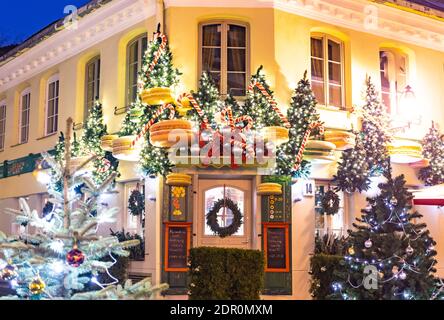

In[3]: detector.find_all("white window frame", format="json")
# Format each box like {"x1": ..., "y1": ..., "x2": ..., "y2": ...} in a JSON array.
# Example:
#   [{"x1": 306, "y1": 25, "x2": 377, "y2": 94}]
[
  {"x1": 124, "y1": 182, "x2": 144, "y2": 235},
  {"x1": 199, "y1": 21, "x2": 250, "y2": 97},
  {"x1": 0, "y1": 101, "x2": 6, "y2": 151},
  {"x1": 379, "y1": 49, "x2": 409, "y2": 115},
  {"x1": 314, "y1": 182, "x2": 348, "y2": 237},
  {"x1": 19, "y1": 88, "x2": 31, "y2": 144},
  {"x1": 45, "y1": 74, "x2": 59, "y2": 136},
  {"x1": 310, "y1": 34, "x2": 345, "y2": 110},
  {"x1": 85, "y1": 56, "x2": 101, "y2": 117},
  {"x1": 126, "y1": 34, "x2": 147, "y2": 105}
]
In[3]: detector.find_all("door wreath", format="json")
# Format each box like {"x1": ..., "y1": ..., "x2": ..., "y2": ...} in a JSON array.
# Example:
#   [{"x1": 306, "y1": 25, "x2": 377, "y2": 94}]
[
  {"x1": 321, "y1": 189, "x2": 340, "y2": 216},
  {"x1": 128, "y1": 189, "x2": 145, "y2": 216},
  {"x1": 206, "y1": 198, "x2": 243, "y2": 238}
]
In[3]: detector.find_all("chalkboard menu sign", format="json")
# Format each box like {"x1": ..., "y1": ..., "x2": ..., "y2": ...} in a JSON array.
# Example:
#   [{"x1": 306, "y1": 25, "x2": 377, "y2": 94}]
[
  {"x1": 164, "y1": 223, "x2": 191, "y2": 272},
  {"x1": 263, "y1": 223, "x2": 290, "y2": 272}
]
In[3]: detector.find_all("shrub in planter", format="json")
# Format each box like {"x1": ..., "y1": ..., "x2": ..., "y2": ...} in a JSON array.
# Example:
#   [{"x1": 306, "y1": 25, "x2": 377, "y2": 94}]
[
  {"x1": 309, "y1": 254, "x2": 343, "y2": 300},
  {"x1": 314, "y1": 232, "x2": 348, "y2": 255},
  {"x1": 189, "y1": 247, "x2": 265, "y2": 300}
]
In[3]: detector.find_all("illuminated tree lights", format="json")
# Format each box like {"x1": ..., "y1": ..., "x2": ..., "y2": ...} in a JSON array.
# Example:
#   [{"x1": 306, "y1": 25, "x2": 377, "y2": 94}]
[
  {"x1": 275, "y1": 71, "x2": 322, "y2": 178},
  {"x1": 418, "y1": 123, "x2": 444, "y2": 186},
  {"x1": 331, "y1": 165, "x2": 443, "y2": 300},
  {"x1": 188, "y1": 72, "x2": 222, "y2": 129},
  {"x1": 0, "y1": 120, "x2": 167, "y2": 300},
  {"x1": 244, "y1": 66, "x2": 283, "y2": 130},
  {"x1": 334, "y1": 132, "x2": 371, "y2": 193},
  {"x1": 82, "y1": 101, "x2": 120, "y2": 186},
  {"x1": 361, "y1": 76, "x2": 392, "y2": 176},
  {"x1": 139, "y1": 32, "x2": 180, "y2": 90}
]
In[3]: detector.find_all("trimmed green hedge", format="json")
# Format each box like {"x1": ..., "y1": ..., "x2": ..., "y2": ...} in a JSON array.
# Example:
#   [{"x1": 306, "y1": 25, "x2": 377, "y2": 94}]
[
  {"x1": 309, "y1": 254, "x2": 343, "y2": 300},
  {"x1": 189, "y1": 247, "x2": 265, "y2": 300}
]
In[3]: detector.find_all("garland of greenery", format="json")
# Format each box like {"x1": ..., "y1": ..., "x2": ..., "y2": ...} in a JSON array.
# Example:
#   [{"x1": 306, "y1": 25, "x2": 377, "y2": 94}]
[
  {"x1": 206, "y1": 198, "x2": 243, "y2": 238},
  {"x1": 321, "y1": 190, "x2": 340, "y2": 216},
  {"x1": 128, "y1": 190, "x2": 145, "y2": 216}
]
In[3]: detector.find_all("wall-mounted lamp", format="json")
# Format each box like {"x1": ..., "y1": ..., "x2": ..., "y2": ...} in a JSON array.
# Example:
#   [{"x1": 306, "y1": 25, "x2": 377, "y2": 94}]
[{"x1": 391, "y1": 85, "x2": 421, "y2": 133}]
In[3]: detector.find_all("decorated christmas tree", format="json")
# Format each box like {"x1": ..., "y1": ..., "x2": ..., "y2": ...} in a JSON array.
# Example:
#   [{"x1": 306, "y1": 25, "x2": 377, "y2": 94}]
[
  {"x1": 244, "y1": 66, "x2": 283, "y2": 130},
  {"x1": 275, "y1": 71, "x2": 322, "y2": 178},
  {"x1": 137, "y1": 28, "x2": 179, "y2": 177},
  {"x1": 225, "y1": 93, "x2": 245, "y2": 120},
  {"x1": 138, "y1": 26, "x2": 181, "y2": 91},
  {"x1": 418, "y1": 122, "x2": 444, "y2": 186},
  {"x1": 0, "y1": 119, "x2": 167, "y2": 300},
  {"x1": 361, "y1": 76, "x2": 391, "y2": 176},
  {"x1": 49, "y1": 132, "x2": 82, "y2": 193},
  {"x1": 331, "y1": 163, "x2": 442, "y2": 300},
  {"x1": 334, "y1": 132, "x2": 371, "y2": 193},
  {"x1": 82, "y1": 101, "x2": 119, "y2": 186},
  {"x1": 188, "y1": 72, "x2": 222, "y2": 129}
]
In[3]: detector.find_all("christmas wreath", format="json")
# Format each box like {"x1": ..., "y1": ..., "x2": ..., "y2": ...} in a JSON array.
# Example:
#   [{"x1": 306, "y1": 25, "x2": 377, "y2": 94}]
[
  {"x1": 321, "y1": 190, "x2": 340, "y2": 216},
  {"x1": 128, "y1": 190, "x2": 145, "y2": 216},
  {"x1": 206, "y1": 198, "x2": 243, "y2": 238}
]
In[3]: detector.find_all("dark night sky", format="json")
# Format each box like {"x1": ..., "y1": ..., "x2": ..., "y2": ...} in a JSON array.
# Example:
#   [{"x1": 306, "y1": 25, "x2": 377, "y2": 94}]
[
  {"x1": 0, "y1": 0, "x2": 91, "y2": 45},
  {"x1": 0, "y1": 0, "x2": 443, "y2": 46}
]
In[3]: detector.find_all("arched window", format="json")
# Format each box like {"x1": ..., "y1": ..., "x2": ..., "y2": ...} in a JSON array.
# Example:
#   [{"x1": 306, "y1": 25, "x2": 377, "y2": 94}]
[
  {"x1": 85, "y1": 56, "x2": 100, "y2": 117},
  {"x1": 19, "y1": 88, "x2": 31, "y2": 144},
  {"x1": 379, "y1": 49, "x2": 408, "y2": 114},
  {"x1": 126, "y1": 34, "x2": 147, "y2": 105},
  {"x1": 204, "y1": 186, "x2": 244, "y2": 236},
  {"x1": 311, "y1": 34, "x2": 345, "y2": 109},
  {"x1": 46, "y1": 74, "x2": 59, "y2": 136},
  {"x1": 200, "y1": 21, "x2": 249, "y2": 97}
]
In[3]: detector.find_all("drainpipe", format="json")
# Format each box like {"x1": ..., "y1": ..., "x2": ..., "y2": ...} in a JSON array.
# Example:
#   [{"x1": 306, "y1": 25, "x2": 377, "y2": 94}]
[{"x1": 156, "y1": 0, "x2": 165, "y2": 33}]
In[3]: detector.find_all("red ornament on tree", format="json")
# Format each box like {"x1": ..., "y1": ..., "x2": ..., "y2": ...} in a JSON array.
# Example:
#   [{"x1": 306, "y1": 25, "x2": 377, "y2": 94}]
[{"x1": 66, "y1": 244, "x2": 85, "y2": 267}]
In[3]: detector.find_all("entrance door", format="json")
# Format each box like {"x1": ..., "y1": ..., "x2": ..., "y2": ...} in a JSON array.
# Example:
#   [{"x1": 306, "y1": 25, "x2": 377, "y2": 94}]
[{"x1": 197, "y1": 179, "x2": 252, "y2": 249}]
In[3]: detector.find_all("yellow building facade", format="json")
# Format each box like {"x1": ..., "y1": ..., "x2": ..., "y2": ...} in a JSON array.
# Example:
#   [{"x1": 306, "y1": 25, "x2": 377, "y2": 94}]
[{"x1": 0, "y1": 0, "x2": 444, "y2": 299}]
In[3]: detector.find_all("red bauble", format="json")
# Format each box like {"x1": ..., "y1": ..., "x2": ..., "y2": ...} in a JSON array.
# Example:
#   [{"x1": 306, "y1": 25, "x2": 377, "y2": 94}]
[{"x1": 66, "y1": 248, "x2": 85, "y2": 267}]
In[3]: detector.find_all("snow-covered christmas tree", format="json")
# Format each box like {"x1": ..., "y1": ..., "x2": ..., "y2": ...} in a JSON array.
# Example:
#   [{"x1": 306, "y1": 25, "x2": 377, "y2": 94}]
[{"x1": 0, "y1": 119, "x2": 167, "y2": 300}]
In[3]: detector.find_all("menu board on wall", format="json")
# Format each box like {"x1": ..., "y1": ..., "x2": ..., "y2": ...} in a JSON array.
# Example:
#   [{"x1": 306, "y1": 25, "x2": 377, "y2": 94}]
[
  {"x1": 164, "y1": 223, "x2": 191, "y2": 272},
  {"x1": 263, "y1": 223, "x2": 290, "y2": 272},
  {"x1": 264, "y1": 194, "x2": 285, "y2": 221}
]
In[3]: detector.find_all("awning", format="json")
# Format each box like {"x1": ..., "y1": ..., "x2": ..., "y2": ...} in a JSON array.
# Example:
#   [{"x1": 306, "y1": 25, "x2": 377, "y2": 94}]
[
  {"x1": 413, "y1": 198, "x2": 444, "y2": 206},
  {"x1": 410, "y1": 184, "x2": 444, "y2": 206}
]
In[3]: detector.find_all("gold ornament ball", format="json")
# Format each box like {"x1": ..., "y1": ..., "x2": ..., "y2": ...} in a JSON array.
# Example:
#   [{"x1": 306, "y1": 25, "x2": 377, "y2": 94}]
[
  {"x1": 348, "y1": 247, "x2": 355, "y2": 255},
  {"x1": 29, "y1": 276, "x2": 46, "y2": 295}
]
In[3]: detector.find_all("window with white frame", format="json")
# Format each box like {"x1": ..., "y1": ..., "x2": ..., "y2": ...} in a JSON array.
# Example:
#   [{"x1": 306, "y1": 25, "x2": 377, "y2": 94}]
[
  {"x1": 315, "y1": 183, "x2": 346, "y2": 237},
  {"x1": 379, "y1": 50, "x2": 408, "y2": 114},
  {"x1": 19, "y1": 89, "x2": 31, "y2": 144},
  {"x1": 46, "y1": 75, "x2": 59, "y2": 136},
  {"x1": 85, "y1": 56, "x2": 100, "y2": 116},
  {"x1": 0, "y1": 102, "x2": 6, "y2": 151},
  {"x1": 200, "y1": 21, "x2": 249, "y2": 97},
  {"x1": 311, "y1": 35, "x2": 345, "y2": 109},
  {"x1": 127, "y1": 34, "x2": 147, "y2": 105}
]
